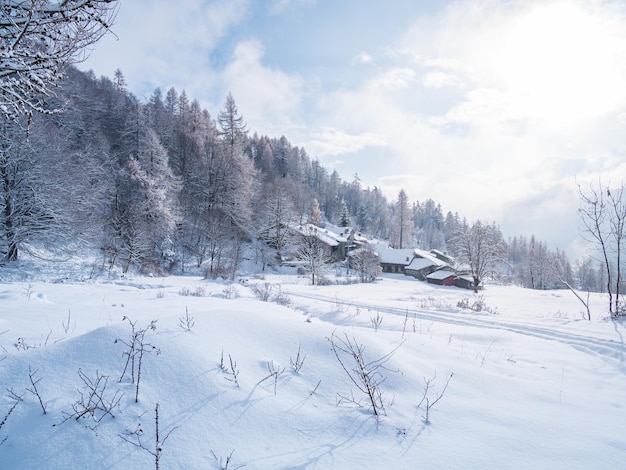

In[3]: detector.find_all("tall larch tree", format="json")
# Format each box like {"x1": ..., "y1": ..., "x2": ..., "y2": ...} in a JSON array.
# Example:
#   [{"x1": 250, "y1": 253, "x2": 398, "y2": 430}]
[{"x1": 391, "y1": 189, "x2": 413, "y2": 249}]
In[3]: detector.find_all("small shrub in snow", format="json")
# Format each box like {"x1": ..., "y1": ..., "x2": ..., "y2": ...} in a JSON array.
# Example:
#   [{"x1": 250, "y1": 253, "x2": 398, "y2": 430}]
[
  {"x1": 0, "y1": 399, "x2": 19, "y2": 447},
  {"x1": 179, "y1": 285, "x2": 206, "y2": 297},
  {"x1": 251, "y1": 282, "x2": 273, "y2": 301},
  {"x1": 211, "y1": 450, "x2": 245, "y2": 470},
  {"x1": 256, "y1": 360, "x2": 285, "y2": 395},
  {"x1": 27, "y1": 365, "x2": 47, "y2": 414},
  {"x1": 330, "y1": 331, "x2": 403, "y2": 419},
  {"x1": 289, "y1": 344, "x2": 306, "y2": 373},
  {"x1": 178, "y1": 307, "x2": 195, "y2": 332},
  {"x1": 316, "y1": 275, "x2": 332, "y2": 286},
  {"x1": 273, "y1": 286, "x2": 291, "y2": 306},
  {"x1": 13, "y1": 330, "x2": 52, "y2": 351},
  {"x1": 58, "y1": 369, "x2": 123, "y2": 430},
  {"x1": 23, "y1": 283, "x2": 33, "y2": 300},
  {"x1": 192, "y1": 285, "x2": 207, "y2": 297},
  {"x1": 222, "y1": 285, "x2": 239, "y2": 299},
  {"x1": 457, "y1": 295, "x2": 498, "y2": 314},
  {"x1": 61, "y1": 310, "x2": 72, "y2": 334},
  {"x1": 370, "y1": 311, "x2": 383, "y2": 332},
  {"x1": 116, "y1": 317, "x2": 160, "y2": 402},
  {"x1": 417, "y1": 372, "x2": 454, "y2": 424},
  {"x1": 119, "y1": 402, "x2": 177, "y2": 470},
  {"x1": 222, "y1": 353, "x2": 240, "y2": 387},
  {"x1": 416, "y1": 296, "x2": 451, "y2": 310}
]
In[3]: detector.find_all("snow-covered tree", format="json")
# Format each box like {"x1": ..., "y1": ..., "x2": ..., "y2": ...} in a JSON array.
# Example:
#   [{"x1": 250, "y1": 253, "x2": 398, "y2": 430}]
[
  {"x1": 256, "y1": 183, "x2": 298, "y2": 262},
  {"x1": 450, "y1": 220, "x2": 506, "y2": 292},
  {"x1": 349, "y1": 244, "x2": 380, "y2": 283},
  {"x1": 295, "y1": 226, "x2": 332, "y2": 285},
  {"x1": 0, "y1": 0, "x2": 118, "y2": 118},
  {"x1": 390, "y1": 189, "x2": 412, "y2": 249},
  {"x1": 307, "y1": 198, "x2": 322, "y2": 226},
  {"x1": 0, "y1": 119, "x2": 47, "y2": 261},
  {"x1": 338, "y1": 198, "x2": 351, "y2": 227}
]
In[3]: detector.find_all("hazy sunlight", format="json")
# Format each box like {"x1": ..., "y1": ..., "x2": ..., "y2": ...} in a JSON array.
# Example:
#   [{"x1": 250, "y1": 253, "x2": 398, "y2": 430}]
[{"x1": 496, "y1": 2, "x2": 626, "y2": 125}]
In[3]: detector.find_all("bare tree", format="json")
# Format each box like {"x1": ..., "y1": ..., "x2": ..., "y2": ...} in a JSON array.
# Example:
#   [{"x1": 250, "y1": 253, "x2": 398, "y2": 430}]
[
  {"x1": 0, "y1": 0, "x2": 118, "y2": 118},
  {"x1": 449, "y1": 220, "x2": 506, "y2": 292},
  {"x1": 330, "y1": 331, "x2": 402, "y2": 418},
  {"x1": 256, "y1": 183, "x2": 297, "y2": 263},
  {"x1": 349, "y1": 244, "x2": 380, "y2": 283},
  {"x1": 390, "y1": 189, "x2": 413, "y2": 249},
  {"x1": 577, "y1": 180, "x2": 626, "y2": 317},
  {"x1": 295, "y1": 225, "x2": 332, "y2": 285}
]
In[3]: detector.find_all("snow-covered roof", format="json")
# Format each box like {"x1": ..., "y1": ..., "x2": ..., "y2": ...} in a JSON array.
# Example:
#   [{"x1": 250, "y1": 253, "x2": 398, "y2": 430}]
[
  {"x1": 293, "y1": 224, "x2": 347, "y2": 247},
  {"x1": 426, "y1": 270, "x2": 456, "y2": 280},
  {"x1": 377, "y1": 247, "x2": 416, "y2": 265},
  {"x1": 406, "y1": 257, "x2": 437, "y2": 271},
  {"x1": 414, "y1": 248, "x2": 447, "y2": 266},
  {"x1": 429, "y1": 249, "x2": 454, "y2": 262},
  {"x1": 377, "y1": 246, "x2": 451, "y2": 268}
]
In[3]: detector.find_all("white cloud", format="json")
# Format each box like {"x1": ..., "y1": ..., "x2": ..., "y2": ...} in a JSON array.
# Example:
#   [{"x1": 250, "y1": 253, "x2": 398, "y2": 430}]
[
  {"x1": 421, "y1": 71, "x2": 462, "y2": 88},
  {"x1": 267, "y1": 0, "x2": 316, "y2": 15},
  {"x1": 83, "y1": 0, "x2": 250, "y2": 100},
  {"x1": 302, "y1": 128, "x2": 386, "y2": 157},
  {"x1": 351, "y1": 51, "x2": 374, "y2": 66},
  {"x1": 220, "y1": 40, "x2": 304, "y2": 136}
]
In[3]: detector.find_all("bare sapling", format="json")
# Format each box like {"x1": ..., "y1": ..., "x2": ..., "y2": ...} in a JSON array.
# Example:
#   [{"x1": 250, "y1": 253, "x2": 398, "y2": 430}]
[
  {"x1": 27, "y1": 365, "x2": 47, "y2": 414},
  {"x1": 62, "y1": 310, "x2": 72, "y2": 334},
  {"x1": 14, "y1": 330, "x2": 52, "y2": 351},
  {"x1": 289, "y1": 344, "x2": 306, "y2": 373},
  {"x1": 330, "y1": 331, "x2": 403, "y2": 418},
  {"x1": 256, "y1": 360, "x2": 286, "y2": 395},
  {"x1": 402, "y1": 309, "x2": 409, "y2": 339},
  {"x1": 223, "y1": 354, "x2": 240, "y2": 387},
  {"x1": 178, "y1": 307, "x2": 195, "y2": 331},
  {"x1": 417, "y1": 372, "x2": 454, "y2": 424},
  {"x1": 211, "y1": 450, "x2": 246, "y2": 470},
  {"x1": 116, "y1": 317, "x2": 160, "y2": 402},
  {"x1": 0, "y1": 397, "x2": 20, "y2": 447},
  {"x1": 119, "y1": 403, "x2": 178, "y2": 470},
  {"x1": 370, "y1": 311, "x2": 383, "y2": 332},
  {"x1": 57, "y1": 369, "x2": 123, "y2": 431}
]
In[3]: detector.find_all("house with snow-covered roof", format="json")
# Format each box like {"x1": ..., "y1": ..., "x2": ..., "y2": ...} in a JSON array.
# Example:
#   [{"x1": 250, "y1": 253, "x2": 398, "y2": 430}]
[
  {"x1": 376, "y1": 246, "x2": 450, "y2": 278},
  {"x1": 404, "y1": 248, "x2": 450, "y2": 280},
  {"x1": 377, "y1": 247, "x2": 417, "y2": 274},
  {"x1": 426, "y1": 269, "x2": 457, "y2": 286},
  {"x1": 292, "y1": 223, "x2": 352, "y2": 261}
]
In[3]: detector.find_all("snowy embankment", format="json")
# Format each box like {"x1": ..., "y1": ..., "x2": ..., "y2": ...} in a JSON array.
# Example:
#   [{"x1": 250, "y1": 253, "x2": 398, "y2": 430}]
[{"x1": 0, "y1": 271, "x2": 625, "y2": 469}]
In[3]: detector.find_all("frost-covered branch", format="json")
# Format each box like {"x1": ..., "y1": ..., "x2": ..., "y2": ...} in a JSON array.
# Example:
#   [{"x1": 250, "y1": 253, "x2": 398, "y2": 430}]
[{"x1": 0, "y1": 0, "x2": 118, "y2": 118}]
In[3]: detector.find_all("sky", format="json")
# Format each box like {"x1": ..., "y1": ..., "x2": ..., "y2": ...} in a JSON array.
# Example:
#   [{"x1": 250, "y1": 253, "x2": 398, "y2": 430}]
[{"x1": 80, "y1": 0, "x2": 626, "y2": 257}]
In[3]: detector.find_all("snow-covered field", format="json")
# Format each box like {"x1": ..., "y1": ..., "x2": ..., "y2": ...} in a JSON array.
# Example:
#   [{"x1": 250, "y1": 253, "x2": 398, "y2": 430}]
[{"x1": 1, "y1": 267, "x2": 625, "y2": 469}]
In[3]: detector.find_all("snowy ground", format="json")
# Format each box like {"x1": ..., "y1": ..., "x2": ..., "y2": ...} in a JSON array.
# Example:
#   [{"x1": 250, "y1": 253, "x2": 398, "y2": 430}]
[{"x1": 0, "y1": 265, "x2": 625, "y2": 469}]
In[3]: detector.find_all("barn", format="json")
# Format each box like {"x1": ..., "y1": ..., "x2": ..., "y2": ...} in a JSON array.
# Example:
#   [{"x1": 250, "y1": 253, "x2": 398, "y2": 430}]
[{"x1": 426, "y1": 270, "x2": 457, "y2": 286}]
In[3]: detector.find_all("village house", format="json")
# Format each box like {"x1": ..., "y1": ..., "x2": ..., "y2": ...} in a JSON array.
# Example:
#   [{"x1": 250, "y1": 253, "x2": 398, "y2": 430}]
[
  {"x1": 376, "y1": 245, "x2": 450, "y2": 279},
  {"x1": 455, "y1": 274, "x2": 477, "y2": 290},
  {"x1": 292, "y1": 223, "x2": 353, "y2": 261},
  {"x1": 404, "y1": 248, "x2": 450, "y2": 280},
  {"x1": 426, "y1": 269, "x2": 457, "y2": 286}
]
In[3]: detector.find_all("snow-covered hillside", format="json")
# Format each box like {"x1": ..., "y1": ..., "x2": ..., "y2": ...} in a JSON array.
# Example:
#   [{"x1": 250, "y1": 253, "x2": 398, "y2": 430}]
[{"x1": 0, "y1": 271, "x2": 624, "y2": 469}]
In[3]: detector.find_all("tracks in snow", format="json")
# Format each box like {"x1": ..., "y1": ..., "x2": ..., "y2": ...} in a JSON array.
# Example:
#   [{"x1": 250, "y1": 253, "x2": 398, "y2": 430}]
[{"x1": 285, "y1": 290, "x2": 626, "y2": 371}]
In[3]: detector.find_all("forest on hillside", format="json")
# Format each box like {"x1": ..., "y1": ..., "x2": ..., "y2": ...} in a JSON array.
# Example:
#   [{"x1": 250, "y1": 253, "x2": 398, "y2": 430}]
[{"x1": 0, "y1": 66, "x2": 606, "y2": 292}]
